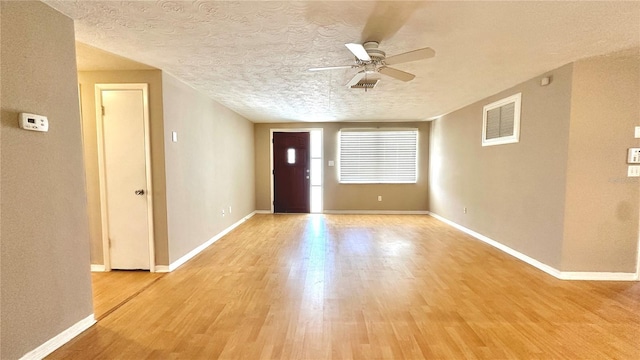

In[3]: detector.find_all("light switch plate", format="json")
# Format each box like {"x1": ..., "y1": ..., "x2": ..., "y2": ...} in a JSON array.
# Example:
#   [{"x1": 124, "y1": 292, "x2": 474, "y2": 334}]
[
  {"x1": 628, "y1": 148, "x2": 640, "y2": 163},
  {"x1": 635, "y1": 126, "x2": 640, "y2": 138},
  {"x1": 328, "y1": 160, "x2": 335, "y2": 167},
  {"x1": 628, "y1": 165, "x2": 640, "y2": 177},
  {"x1": 172, "y1": 131, "x2": 178, "y2": 142}
]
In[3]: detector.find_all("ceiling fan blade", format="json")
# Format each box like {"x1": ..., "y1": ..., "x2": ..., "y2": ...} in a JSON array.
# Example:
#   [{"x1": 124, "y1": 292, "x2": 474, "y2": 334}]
[
  {"x1": 345, "y1": 43, "x2": 371, "y2": 62},
  {"x1": 361, "y1": 2, "x2": 425, "y2": 42},
  {"x1": 308, "y1": 65, "x2": 357, "y2": 72},
  {"x1": 345, "y1": 71, "x2": 367, "y2": 87},
  {"x1": 385, "y1": 47, "x2": 436, "y2": 65},
  {"x1": 378, "y1": 66, "x2": 415, "y2": 82}
]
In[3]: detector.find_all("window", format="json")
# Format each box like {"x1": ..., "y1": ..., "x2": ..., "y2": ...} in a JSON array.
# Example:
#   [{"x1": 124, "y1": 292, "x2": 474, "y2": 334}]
[
  {"x1": 482, "y1": 93, "x2": 521, "y2": 146},
  {"x1": 287, "y1": 148, "x2": 295, "y2": 164},
  {"x1": 339, "y1": 129, "x2": 418, "y2": 184},
  {"x1": 310, "y1": 130, "x2": 322, "y2": 213}
]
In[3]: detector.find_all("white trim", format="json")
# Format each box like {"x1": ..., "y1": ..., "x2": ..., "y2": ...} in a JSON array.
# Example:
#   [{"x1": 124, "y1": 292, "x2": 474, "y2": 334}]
[
  {"x1": 269, "y1": 128, "x2": 323, "y2": 214},
  {"x1": 90, "y1": 264, "x2": 106, "y2": 272},
  {"x1": 164, "y1": 212, "x2": 257, "y2": 272},
  {"x1": 19, "y1": 314, "x2": 95, "y2": 360},
  {"x1": 254, "y1": 210, "x2": 272, "y2": 214},
  {"x1": 324, "y1": 210, "x2": 429, "y2": 215},
  {"x1": 637, "y1": 187, "x2": 640, "y2": 280},
  {"x1": 154, "y1": 265, "x2": 170, "y2": 273},
  {"x1": 557, "y1": 272, "x2": 638, "y2": 281},
  {"x1": 95, "y1": 84, "x2": 155, "y2": 272},
  {"x1": 95, "y1": 85, "x2": 111, "y2": 271},
  {"x1": 429, "y1": 212, "x2": 561, "y2": 277},
  {"x1": 429, "y1": 212, "x2": 637, "y2": 281}
]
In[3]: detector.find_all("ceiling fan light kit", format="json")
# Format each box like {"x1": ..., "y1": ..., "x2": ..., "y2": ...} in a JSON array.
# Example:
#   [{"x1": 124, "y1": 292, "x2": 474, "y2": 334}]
[
  {"x1": 308, "y1": 40, "x2": 435, "y2": 89},
  {"x1": 350, "y1": 79, "x2": 380, "y2": 90}
]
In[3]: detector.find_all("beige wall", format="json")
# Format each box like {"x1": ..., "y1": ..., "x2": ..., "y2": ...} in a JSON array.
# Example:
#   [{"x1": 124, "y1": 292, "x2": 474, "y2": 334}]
[
  {"x1": 1, "y1": 2, "x2": 93, "y2": 358},
  {"x1": 430, "y1": 50, "x2": 640, "y2": 273},
  {"x1": 78, "y1": 70, "x2": 170, "y2": 266},
  {"x1": 254, "y1": 122, "x2": 430, "y2": 212},
  {"x1": 561, "y1": 51, "x2": 639, "y2": 272},
  {"x1": 429, "y1": 64, "x2": 574, "y2": 268},
  {"x1": 162, "y1": 73, "x2": 255, "y2": 264}
]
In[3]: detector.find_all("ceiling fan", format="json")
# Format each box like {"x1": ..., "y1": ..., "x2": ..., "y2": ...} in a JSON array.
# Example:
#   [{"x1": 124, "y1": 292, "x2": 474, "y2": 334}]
[{"x1": 308, "y1": 41, "x2": 435, "y2": 88}]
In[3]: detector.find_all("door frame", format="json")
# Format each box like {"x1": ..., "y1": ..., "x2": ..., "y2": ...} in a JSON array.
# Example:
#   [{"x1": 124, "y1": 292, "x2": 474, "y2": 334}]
[
  {"x1": 95, "y1": 83, "x2": 155, "y2": 272},
  {"x1": 637, "y1": 186, "x2": 640, "y2": 280},
  {"x1": 270, "y1": 128, "x2": 323, "y2": 214}
]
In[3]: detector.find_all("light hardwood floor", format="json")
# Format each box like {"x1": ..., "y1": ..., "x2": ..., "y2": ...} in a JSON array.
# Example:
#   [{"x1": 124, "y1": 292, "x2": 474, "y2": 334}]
[
  {"x1": 50, "y1": 214, "x2": 640, "y2": 359},
  {"x1": 92, "y1": 270, "x2": 164, "y2": 320}
]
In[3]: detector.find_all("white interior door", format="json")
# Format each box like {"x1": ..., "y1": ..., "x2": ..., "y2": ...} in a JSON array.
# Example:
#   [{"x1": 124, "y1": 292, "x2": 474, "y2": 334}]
[{"x1": 100, "y1": 87, "x2": 151, "y2": 270}]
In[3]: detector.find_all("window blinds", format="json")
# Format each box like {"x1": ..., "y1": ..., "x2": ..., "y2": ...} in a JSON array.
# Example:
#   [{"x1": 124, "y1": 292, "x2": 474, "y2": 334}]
[{"x1": 339, "y1": 129, "x2": 418, "y2": 183}]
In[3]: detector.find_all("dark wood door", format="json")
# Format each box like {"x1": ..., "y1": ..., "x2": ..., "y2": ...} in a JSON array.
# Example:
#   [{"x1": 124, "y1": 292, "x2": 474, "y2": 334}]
[{"x1": 273, "y1": 132, "x2": 310, "y2": 213}]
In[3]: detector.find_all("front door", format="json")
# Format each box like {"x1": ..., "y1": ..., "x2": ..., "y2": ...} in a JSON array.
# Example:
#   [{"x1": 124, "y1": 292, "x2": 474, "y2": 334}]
[
  {"x1": 273, "y1": 132, "x2": 310, "y2": 213},
  {"x1": 99, "y1": 86, "x2": 151, "y2": 270}
]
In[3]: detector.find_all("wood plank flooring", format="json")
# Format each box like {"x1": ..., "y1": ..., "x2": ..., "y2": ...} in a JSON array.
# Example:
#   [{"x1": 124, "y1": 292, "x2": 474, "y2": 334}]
[
  {"x1": 49, "y1": 214, "x2": 640, "y2": 359},
  {"x1": 91, "y1": 270, "x2": 164, "y2": 320}
]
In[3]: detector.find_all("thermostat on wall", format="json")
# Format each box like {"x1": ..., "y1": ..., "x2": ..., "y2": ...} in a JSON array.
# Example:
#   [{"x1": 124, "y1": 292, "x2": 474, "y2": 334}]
[{"x1": 19, "y1": 113, "x2": 48, "y2": 132}]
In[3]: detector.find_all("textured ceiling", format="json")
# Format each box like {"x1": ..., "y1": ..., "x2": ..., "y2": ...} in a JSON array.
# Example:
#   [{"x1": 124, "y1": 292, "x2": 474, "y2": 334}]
[{"x1": 45, "y1": 1, "x2": 640, "y2": 123}]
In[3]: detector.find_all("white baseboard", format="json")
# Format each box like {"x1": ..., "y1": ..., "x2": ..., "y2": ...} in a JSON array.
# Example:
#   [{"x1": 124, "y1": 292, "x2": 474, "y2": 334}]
[
  {"x1": 154, "y1": 265, "x2": 170, "y2": 273},
  {"x1": 90, "y1": 264, "x2": 105, "y2": 272},
  {"x1": 165, "y1": 211, "x2": 257, "y2": 272},
  {"x1": 254, "y1": 210, "x2": 271, "y2": 214},
  {"x1": 428, "y1": 212, "x2": 638, "y2": 282},
  {"x1": 323, "y1": 210, "x2": 429, "y2": 215},
  {"x1": 19, "y1": 314, "x2": 95, "y2": 360},
  {"x1": 557, "y1": 272, "x2": 638, "y2": 281}
]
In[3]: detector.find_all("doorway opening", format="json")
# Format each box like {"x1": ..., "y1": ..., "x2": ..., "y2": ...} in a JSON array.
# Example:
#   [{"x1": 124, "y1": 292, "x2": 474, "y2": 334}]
[{"x1": 270, "y1": 128, "x2": 323, "y2": 213}]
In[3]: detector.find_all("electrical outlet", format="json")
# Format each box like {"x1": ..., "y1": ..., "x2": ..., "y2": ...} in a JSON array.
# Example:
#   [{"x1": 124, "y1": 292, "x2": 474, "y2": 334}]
[
  {"x1": 221, "y1": 209, "x2": 225, "y2": 217},
  {"x1": 377, "y1": 195, "x2": 382, "y2": 202},
  {"x1": 628, "y1": 165, "x2": 640, "y2": 177},
  {"x1": 463, "y1": 207, "x2": 467, "y2": 214}
]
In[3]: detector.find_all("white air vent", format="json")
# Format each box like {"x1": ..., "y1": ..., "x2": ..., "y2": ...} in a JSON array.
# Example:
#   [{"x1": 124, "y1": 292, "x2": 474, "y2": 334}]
[
  {"x1": 350, "y1": 79, "x2": 379, "y2": 89},
  {"x1": 482, "y1": 93, "x2": 521, "y2": 146}
]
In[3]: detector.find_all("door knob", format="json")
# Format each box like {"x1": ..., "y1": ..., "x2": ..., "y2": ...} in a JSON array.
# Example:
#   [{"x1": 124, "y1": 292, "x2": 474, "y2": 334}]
[{"x1": 135, "y1": 189, "x2": 145, "y2": 195}]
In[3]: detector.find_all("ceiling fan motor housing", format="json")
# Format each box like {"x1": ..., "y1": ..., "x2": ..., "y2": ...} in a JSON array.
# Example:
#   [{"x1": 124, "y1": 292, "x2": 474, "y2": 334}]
[{"x1": 363, "y1": 41, "x2": 386, "y2": 61}]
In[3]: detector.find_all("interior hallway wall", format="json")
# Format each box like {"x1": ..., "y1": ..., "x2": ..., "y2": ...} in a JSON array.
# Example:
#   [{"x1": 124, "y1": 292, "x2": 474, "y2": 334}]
[
  {"x1": 430, "y1": 49, "x2": 640, "y2": 274},
  {"x1": 1, "y1": 2, "x2": 94, "y2": 358},
  {"x1": 561, "y1": 49, "x2": 640, "y2": 272},
  {"x1": 162, "y1": 73, "x2": 255, "y2": 265},
  {"x1": 429, "y1": 63, "x2": 574, "y2": 269}
]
